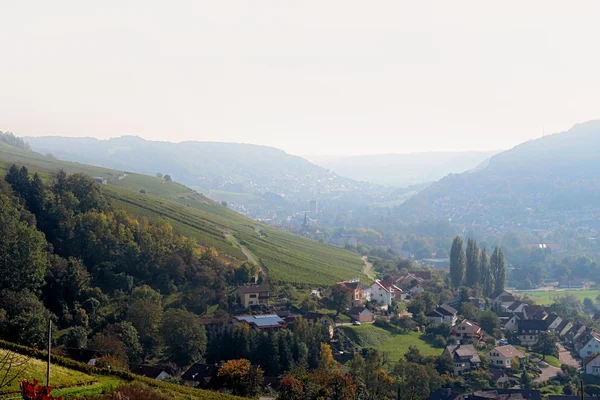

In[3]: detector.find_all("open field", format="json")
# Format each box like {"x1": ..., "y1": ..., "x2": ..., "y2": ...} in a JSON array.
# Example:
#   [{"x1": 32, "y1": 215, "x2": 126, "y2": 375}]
[
  {"x1": 515, "y1": 289, "x2": 600, "y2": 305},
  {"x1": 0, "y1": 349, "x2": 95, "y2": 394},
  {"x1": 342, "y1": 325, "x2": 442, "y2": 361},
  {"x1": 0, "y1": 145, "x2": 364, "y2": 286}
]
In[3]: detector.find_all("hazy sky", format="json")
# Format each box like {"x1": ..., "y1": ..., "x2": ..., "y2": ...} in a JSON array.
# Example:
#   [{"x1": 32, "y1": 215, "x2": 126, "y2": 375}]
[{"x1": 2, "y1": 1, "x2": 599, "y2": 156}]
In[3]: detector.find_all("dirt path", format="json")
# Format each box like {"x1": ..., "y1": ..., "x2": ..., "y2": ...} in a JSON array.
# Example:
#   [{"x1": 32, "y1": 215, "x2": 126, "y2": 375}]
[
  {"x1": 226, "y1": 233, "x2": 259, "y2": 268},
  {"x1": 362, "y1": 256, "x2": 374, "y2": 280},
  {"x1": 558, "y1": 343, "x2": 580, "y2": 368}
]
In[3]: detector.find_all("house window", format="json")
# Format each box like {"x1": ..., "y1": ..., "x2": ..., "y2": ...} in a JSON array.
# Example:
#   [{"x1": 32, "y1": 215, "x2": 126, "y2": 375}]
[{"x1": 249, "y1": 294, "x2": 257, "y2": 298}]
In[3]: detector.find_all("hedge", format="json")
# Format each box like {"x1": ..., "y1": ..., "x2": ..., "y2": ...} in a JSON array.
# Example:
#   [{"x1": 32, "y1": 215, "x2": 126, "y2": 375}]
[{"x1": 0, "y1": 340, "x2": 245, "y2": 400}]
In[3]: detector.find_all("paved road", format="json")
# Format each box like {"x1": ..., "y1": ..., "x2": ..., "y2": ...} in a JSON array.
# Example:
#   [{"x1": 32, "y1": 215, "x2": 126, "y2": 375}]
[
  {"x1": 558, "y1": 344, "x2": 580, "y2": 368},
  {"x1": 534, "y1": 360, "x2": 560, "y2": 383}
]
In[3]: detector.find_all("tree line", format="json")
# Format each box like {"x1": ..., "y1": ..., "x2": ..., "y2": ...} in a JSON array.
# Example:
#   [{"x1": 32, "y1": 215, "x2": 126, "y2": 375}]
[
  {"x1": 450, "y1": 236, "x2": 505, "y2": 295},
  {"x1": 0, "y1": 165, "x2": 258, "y2": 369}
]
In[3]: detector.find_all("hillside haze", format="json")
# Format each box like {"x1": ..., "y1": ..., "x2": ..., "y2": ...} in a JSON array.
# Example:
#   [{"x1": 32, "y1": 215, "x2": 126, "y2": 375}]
[
  {"x1": 306, "y1": 151, "x2": 499, "y2": 187},
  {"x1": 398, "y1": 120, "x2": 600, "y2": 235},
  {"x1": 25, "y1": 136, "x2": 327, "y2": 193}
]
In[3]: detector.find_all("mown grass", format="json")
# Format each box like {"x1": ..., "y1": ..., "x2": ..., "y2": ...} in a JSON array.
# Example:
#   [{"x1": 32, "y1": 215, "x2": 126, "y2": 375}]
[
  {"x1": 342, "y1": 325, "x2": 441, "y2": 361},
  {"x1": 516, "y1": 289, "x2": 600, "y2": 305},
  {"x1": 0, "y1": 349, "x2": 95, "y2": 394},
  {"x1": 52, "y1": 375, "x2": 121, "y2": 399},
  {"x1": 0, "y1": 146, "x2": 364, "y2": 286}
]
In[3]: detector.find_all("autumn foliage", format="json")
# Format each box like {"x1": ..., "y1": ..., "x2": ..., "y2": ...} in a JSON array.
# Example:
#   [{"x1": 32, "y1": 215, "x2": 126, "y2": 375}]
[{"x1": 20, "y1": 379, "x2": 63, "y2": 400}]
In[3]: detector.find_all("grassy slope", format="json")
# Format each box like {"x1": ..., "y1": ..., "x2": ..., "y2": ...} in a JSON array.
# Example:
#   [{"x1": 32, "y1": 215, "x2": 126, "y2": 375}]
[
  {"x1": 0, "y1": 349, "x2": 95, "y2": 394},
  {"x1": 516, "y1": 289, "x2": 600, "y2": 305},
  {"x1": 0, "y1": 145, "x2": 363, "y2": 286},
  {"x1": 342, "y1": 325, "x2": 441, "y2": 362}
]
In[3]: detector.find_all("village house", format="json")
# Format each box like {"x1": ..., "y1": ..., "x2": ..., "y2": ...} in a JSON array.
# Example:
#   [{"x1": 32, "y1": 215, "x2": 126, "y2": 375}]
[
  {"x1": 504, "y1": 300, "x2": 526, "y2": 313},
  {"x1": 234, "y1": 314, "x2": 285, "y2": 330},
  {"x1": 235, "y1": 285, "x2": 270, "y2": 308},
  {"x1": 348, "y1": 306, "x2": 374, "y2": 323},
  {"x1": 413, "y1": 271, "x2": 432, "y2": 281},
  {"x1": 451, "y1": 319, "x2": 482, "y2": 341},
  {"x1": 61, "y1": 348, "x2": 103, "y2": 366},
  {"x1": 523, "y1": 305, "x2": 549, "y2": 320},
  {"x1": 576, "y1": 331, "x2": 600, "y2": 359},
  {"x1": 490, "y1": 290, "x2": 516, "y2": 309},
  {"x1": 517, "y1": 319, "x2": 550, "y2": 346},
  {"x1": 304, "y1": 312, "x2": 336, "y2": 338},
  {"x1": 368, "y1": 280, "x2": 400, "y2": 307},
  {"x1": 584, "y1": 353, "x2": 600, "y2": 376},
  {"x1": 488, "y1": 368, "x2": 516, "y2": 387},
  {"x1": 379, "y1": 279, "x2": 404, "y2": 301},
  {"x1": 393, "y1": 273, "x2": 424, "y2": 289},
  {"x1": 555, "y1": 319, "x2": 574, "y2": 337},
  {"x1": 337, "y1": 279, "x2": 369, "y2": 307},
  {"x1": 181, "y1": 364, "x2": 220, "y2": 388},
  {"x1": 488, "y1": 345, "x2": 525, "y2": 369},
  {"x1": 498, "y1": 312, "x2": 519, "y2": 331},
  {"x1": 544, "y1": 313, "x2": 563, "y2": 331},
  {"x1": 410, "y1": 284, "x2": 425, "y2": 295},
  {"x1": 132, "y1": 365, "x2": 171, "y2": 381},
  {"x1": 443, "y1": 344, "x2": 481, "y2": 377},
  {"x1": 427, "y1": 304, "x2": 458, "y2": 326},
  {"x1": 465, "y1": 389, "x2": 542, "y2": 400}
]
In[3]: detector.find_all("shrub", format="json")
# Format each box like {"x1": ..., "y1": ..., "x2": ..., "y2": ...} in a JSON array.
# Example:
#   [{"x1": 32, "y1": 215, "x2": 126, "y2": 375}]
[{"x1": 96, "y1": 383, "x2": 170, "y2": 400}]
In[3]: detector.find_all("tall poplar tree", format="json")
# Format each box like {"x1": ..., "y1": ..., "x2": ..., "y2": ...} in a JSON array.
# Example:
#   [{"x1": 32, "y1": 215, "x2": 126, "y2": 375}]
[
  {"x1": 491, "y1": 246, "x2": 506, "y2": 292},
  {"x1": 450, "y1": 236, "x2": 466, "y2": 288},
  {"x1": 465, "y1": 238, "x2": 480, "y2": 286},
  {"x1": 479, "y1": 248, "x2": 493, "y2": 297}
]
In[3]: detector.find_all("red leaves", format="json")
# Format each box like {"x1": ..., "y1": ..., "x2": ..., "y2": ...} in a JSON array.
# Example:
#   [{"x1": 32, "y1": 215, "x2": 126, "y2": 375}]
[{"x1": 20, "y1": 379, "x2": 64, "y2": 400}]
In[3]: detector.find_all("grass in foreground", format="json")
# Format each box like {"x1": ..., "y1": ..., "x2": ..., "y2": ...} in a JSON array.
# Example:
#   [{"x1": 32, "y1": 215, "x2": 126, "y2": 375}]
[
  {"x1": 0, "y1": 349, "x2": 95, "y2": 394},
  {"x1": 516, "y1": 289, "x2": 600, "y2": 305},
  {"x1": 342, "y1": 325, "x2": 441, "y2": 362},
  {"x1": 52, "y1": 375, "x2": 121, "y2": 399}
]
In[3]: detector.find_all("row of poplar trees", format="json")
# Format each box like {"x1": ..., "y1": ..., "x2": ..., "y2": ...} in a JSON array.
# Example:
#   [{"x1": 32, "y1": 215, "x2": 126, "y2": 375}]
[{"x1": 449, "y1": 236, "x2": 506, "y2": 296}]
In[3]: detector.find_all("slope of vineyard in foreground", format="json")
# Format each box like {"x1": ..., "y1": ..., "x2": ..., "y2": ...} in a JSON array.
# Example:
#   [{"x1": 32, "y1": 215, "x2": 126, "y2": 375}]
[{"x1": 0, "y1": 144, "x2": 363, "y2": 286}]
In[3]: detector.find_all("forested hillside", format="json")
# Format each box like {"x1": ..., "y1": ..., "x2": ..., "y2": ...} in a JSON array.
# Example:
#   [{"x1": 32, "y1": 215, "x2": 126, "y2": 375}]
[
  {"x1": 398, "y1": 120, "x2": 600, "y2": 235},
  {"x1": 0, "y1": 144, "x2": 364, "y2": 287},
  {"x1": 0, "y1": 164, "x2": 233, "y2": 366}
]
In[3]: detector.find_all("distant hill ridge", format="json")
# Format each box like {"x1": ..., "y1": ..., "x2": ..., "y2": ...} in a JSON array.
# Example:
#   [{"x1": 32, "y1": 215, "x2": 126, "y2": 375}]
[
  {"x1": 307, "y1": 150, "x2": 499, "y2": 187},
  {"x1": 397, "y1": 120, "x2": 600, "y2": 231},
  {"x1": 23, "y1": 135, "x2": 392, "y2": 210}
]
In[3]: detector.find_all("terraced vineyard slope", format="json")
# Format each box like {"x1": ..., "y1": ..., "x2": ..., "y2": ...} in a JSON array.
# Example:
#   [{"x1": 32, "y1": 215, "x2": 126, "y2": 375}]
[{"x1": 0, "y1": 144, "x2": 363, "y2": 286}]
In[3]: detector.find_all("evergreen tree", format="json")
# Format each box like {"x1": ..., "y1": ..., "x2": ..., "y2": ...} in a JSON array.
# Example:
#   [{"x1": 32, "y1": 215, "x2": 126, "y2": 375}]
[
  {"x1": 520, "y1": 365, "x2": 532, "y2": 389},
  {"x1": 491, "y1": 246, "x2": 506, "y2": 292},
  {"x1": 465, "y1": 238, "x2": 480, "y2": 286},
  {"x1": 449, "y1": 236, "x2": 466, "y2": 288},
  {"x1": 479, "y1": 248, "x2": 493, "y2": 297}
]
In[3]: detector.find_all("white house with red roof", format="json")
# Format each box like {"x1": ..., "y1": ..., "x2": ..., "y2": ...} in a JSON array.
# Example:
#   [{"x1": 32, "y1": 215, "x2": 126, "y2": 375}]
[{"x1": 368, "y1": 280, "x2": 401, "y2": 307}]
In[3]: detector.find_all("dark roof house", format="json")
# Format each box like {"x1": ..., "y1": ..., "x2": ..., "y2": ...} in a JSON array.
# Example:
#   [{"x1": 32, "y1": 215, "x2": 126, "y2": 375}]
[
  {"x1": 132, "y1": 365, "x2": 171, "y2": 380},
  {"x1": 181, "y1": 363, "x2": 220, "y2": 388},
  {"x1": 517, "y1": 319, "x2": 549, "y2": 334},
  {"x1": 60, "y1": 348, "x2": 103, "y2": 365}
]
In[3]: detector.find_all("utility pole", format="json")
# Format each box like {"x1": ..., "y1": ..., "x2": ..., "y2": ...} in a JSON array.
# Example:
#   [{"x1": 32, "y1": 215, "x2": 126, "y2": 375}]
[{"x1": 47, "y1": 318, "x2": 52, "y2": 387}]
